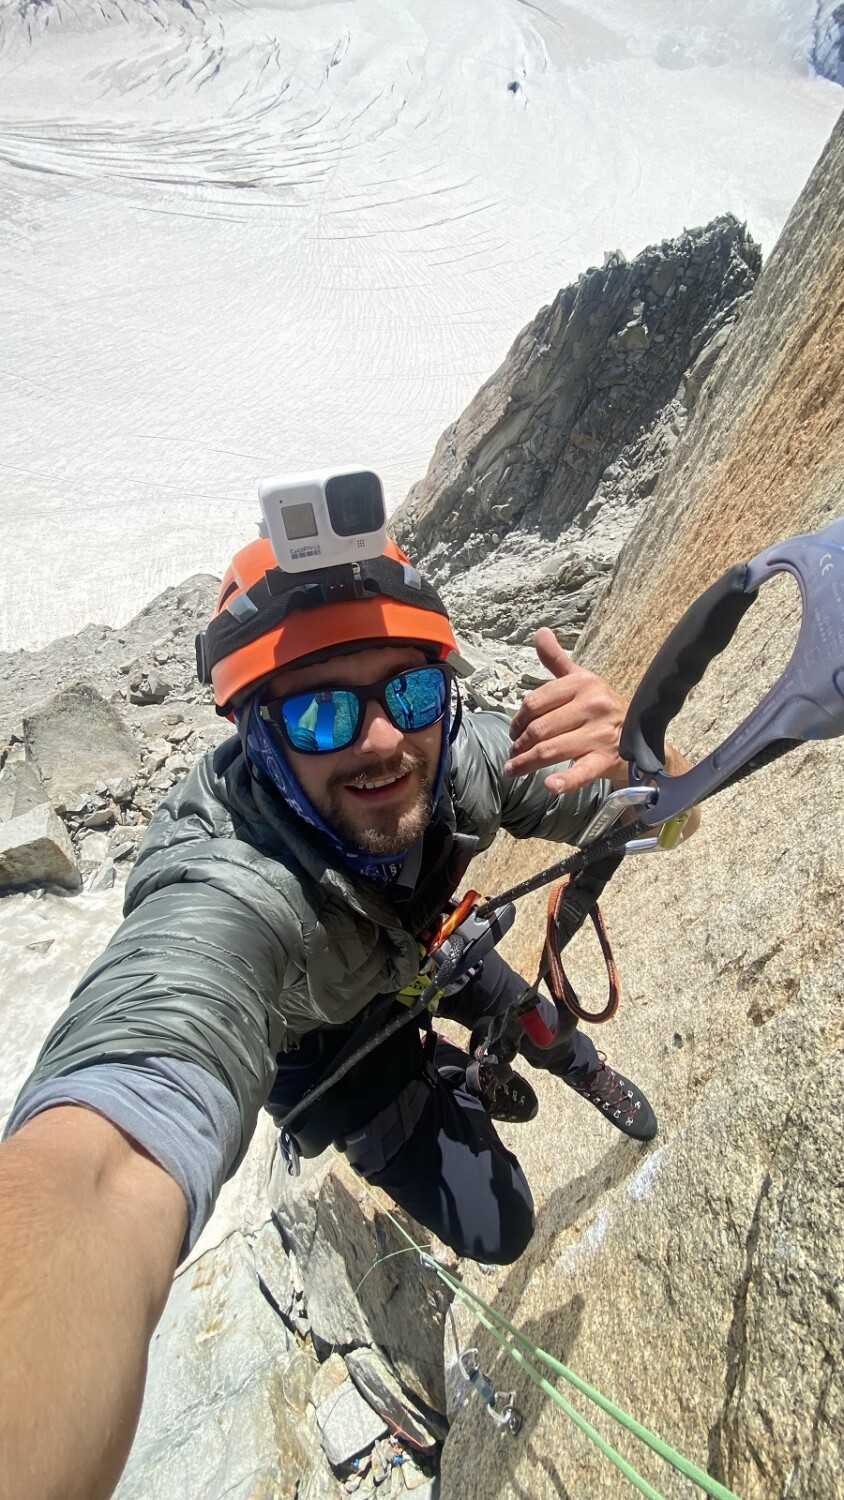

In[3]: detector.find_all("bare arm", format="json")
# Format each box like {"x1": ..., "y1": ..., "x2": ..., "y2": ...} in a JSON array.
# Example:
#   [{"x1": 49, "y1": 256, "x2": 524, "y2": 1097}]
[{"x1": 0, "y1": 1105, "x2": 187, "y2": 1500}]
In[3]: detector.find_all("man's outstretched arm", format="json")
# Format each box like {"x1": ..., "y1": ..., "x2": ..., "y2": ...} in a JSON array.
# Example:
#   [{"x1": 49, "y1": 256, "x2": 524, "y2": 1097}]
[{"x1": 0, "y1": 1104, "x2": 187, "y2": 1500}]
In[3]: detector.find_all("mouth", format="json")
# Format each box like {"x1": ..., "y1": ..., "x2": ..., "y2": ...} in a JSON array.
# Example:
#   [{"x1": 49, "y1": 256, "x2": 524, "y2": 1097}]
[{"x1": 342, "y1": 769, "x2": 413, "y2": 801}]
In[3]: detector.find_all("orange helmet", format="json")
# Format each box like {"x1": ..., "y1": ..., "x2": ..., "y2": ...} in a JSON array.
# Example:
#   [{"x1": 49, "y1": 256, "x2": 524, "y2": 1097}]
[{"x1": 196, "y1": 537, "x2": 465, "y2": 714}]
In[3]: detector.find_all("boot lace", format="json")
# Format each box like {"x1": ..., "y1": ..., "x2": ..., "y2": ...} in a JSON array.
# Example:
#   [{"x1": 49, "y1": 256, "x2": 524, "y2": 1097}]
[{"x1": 579, "y1": 1052, "x2": 638, "y2": 1119}]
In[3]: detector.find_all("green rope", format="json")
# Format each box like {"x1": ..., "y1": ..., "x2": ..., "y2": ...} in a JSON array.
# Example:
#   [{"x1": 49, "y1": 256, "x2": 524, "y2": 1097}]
[
  {"x1": 343, "y1": 1161, "x2": 743, "y2": 1500},
  {"x1": 353, "y1": 1244, "x2": 433, "y2": 1298},
  {"x1": 452, "y1": 1284, "x2": 668, "y2": 1500},
  {"x1": 430, "y1": 1259, "x2": 741, "y2": 1500}
]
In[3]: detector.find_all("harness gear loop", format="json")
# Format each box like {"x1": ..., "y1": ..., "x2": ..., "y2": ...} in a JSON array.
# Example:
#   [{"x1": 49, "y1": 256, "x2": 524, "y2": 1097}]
[{"x1": 544, "y1": 875, "x2": 620, "y2": 1024}]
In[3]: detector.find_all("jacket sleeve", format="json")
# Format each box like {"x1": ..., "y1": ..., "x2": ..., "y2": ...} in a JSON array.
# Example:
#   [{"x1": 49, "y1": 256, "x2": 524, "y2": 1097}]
[
  {"x1": 449, "y1": 710, "x2": 608, "y2": 850},
  {"x1": 11, "y1": 876, "x2": 295, "y2": 1177}
]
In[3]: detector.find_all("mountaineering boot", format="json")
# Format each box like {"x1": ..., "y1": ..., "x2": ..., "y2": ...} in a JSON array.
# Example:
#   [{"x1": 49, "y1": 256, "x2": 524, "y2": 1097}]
[
  {"x1": 562, "y1": 1052, "x2": 657, "y2": 1141},
  {"x1": 465, "y1": 1055, "x2": 539, "y2": 1122}
]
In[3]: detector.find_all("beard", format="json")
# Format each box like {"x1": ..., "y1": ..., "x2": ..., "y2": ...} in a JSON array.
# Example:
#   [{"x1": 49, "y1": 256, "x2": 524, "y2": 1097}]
[{"x1": 315, "y1": 746, "x2": 436, "y2": 855}]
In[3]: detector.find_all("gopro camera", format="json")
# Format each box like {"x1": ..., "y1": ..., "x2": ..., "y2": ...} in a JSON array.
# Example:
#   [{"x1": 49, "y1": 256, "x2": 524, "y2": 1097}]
[{"x1": 258, "y1": 467, "x2": 387, "y2": 573}]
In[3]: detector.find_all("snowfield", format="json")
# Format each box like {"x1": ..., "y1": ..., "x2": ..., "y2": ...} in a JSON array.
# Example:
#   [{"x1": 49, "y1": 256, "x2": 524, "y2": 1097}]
[{"x1": 0, "y1": 0, "x2": 840, "y2": 650}]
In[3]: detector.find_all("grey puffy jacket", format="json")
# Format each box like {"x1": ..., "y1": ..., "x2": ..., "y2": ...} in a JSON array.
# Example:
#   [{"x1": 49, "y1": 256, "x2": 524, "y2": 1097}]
[{"x1": 19, "y1": 710, "x2": 606, "y2": 1172}]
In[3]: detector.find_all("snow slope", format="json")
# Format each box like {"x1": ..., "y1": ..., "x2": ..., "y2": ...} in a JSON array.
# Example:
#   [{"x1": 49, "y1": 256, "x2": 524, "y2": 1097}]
[{"x1": 0, "y1": 0, "x2": 840, "y2": 650}]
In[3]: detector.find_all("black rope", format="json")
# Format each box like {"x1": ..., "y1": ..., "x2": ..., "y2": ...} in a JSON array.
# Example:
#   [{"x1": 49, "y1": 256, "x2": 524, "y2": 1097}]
[
  {"x1": 475, "y1": 816, "x2": 647, "y2": 918},
  {"x1": 275, "y1": 933, "x2": 467, "y2": 1135},
  {"x1": 275, "y1": 739, "x2": 803, "y2": 1140},
  {"x1": 477, "y1": 736, "x2": 804, "y2": 916}
]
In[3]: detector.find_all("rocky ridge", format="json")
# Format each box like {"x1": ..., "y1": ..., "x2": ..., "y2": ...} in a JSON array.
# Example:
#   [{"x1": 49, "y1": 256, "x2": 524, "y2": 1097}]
[{"x1": 391, "y1": 215, "x2": 760, "y2": 666}]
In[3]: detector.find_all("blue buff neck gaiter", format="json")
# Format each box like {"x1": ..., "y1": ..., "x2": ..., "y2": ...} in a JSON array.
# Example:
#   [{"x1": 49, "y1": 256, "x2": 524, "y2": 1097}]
[{"x1": 235, "y1": 692, "x2": 451, "y2": 888}]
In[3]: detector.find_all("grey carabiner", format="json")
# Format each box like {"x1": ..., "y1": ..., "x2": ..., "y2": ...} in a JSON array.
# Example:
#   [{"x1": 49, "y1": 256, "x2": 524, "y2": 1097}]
[
  {"x1": 278, "y1": 1129, "x2": 301, "y2": 1177},
  {"x1": 621, "y1": 515, "x2": 844, "y2": 826},
  {"x1": 456, "y1": 1349, "x2": 522, "y2": 1434}
]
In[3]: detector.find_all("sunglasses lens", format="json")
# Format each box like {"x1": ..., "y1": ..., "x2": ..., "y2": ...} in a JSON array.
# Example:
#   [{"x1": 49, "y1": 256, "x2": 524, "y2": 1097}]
[
  {"x1": 280, "y1": 690, "x2": 360, "y2": 752},
  {"x1": 273, "y1": 667, "x2": 448, "y2": 754},
  {"x1": 384, "y1": 668, "x2": 447, "y2": 732}
]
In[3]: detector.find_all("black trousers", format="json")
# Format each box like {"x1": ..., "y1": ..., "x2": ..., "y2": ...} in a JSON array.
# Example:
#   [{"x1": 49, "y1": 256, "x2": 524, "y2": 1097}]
[{"x1": 268, "y1": 953, "x2": 600, "y2": 1265}]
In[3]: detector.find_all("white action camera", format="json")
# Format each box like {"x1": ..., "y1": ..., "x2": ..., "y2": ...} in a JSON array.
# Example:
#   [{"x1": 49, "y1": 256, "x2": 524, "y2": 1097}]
[{"x1": 258, "y1": 467, "x2": 388, "y2": 573}]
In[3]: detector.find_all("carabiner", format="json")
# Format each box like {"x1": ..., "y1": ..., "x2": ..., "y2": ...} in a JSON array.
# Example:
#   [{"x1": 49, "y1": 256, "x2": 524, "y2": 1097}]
[
  {"x1": 620, "y1": 515, "x2": 844, "y2": 826},
  {"x1": 456, "y1": 1349, "x2": 523, "y2": 1434}
]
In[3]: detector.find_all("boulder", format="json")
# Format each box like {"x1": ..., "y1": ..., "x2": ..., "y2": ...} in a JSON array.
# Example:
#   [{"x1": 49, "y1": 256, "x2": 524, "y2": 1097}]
[
  {"x1": 87, "y1": 856, "x2": 116, "y2": 893},
  {"x1": 315, "y1": 1379, "x2": 388, "y2": 1469},
  {"x1": 0, "y1": 761, "x2": 49, "y2": 822},
  {"x1": 23, "y1": 682, "x2": 140, "y2": 812},
  {"x1": 128, "y1": 671, "x2": 173, "y2": 706},
  {"x1": 0, "y1": 804, "x2": 81, "y2": 893}
]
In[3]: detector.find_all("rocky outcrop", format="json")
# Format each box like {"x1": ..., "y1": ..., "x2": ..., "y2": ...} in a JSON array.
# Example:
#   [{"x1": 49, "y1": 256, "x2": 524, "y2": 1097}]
[
  {"x1": 0, "y1": 576, "x2": 230, "y2": 895},
  {"x1": 437, "y1": 113, "x2": 844, "y2": 1500},
  {"x1": 23, "y1": 683, "x2": 141, "y2": 814},
  {"x1": 0, "y1": 801, "x2": 81, "y2": 893},
  {"x1": 391, "y1": 217, "x2": 760, "y2": 653}
]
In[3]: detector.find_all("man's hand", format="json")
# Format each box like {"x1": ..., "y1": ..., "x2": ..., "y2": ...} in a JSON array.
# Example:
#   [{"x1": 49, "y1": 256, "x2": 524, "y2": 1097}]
[{"x1": 504, "y1": 627, "x2": 629, "y2": 795}]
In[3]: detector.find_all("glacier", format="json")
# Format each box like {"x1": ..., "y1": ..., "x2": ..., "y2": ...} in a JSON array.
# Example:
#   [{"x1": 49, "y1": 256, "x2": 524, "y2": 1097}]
[{"x1": 0, "y1": 0, "x2": 840, "y2": 651}]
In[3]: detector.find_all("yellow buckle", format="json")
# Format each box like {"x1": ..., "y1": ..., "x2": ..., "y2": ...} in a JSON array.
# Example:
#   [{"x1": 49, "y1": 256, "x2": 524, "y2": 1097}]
[
  {"x1": 395, "y1": 949, "x2": 443, "y2": 1012},
  {"x1": 656, "y1": 810, "x2": 692, "y2": 850}
]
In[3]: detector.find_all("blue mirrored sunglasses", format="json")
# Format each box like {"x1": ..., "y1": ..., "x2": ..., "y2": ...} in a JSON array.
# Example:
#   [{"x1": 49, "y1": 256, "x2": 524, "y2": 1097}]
[{"x1": 259, "y1": 664, "x2": 452, "y2": 755}]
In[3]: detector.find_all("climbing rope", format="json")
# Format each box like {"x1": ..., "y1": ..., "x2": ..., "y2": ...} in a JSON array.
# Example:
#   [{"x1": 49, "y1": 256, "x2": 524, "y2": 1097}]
[{"x1": 344, "y1": 1161, "x2": 745, "y2": 1500}]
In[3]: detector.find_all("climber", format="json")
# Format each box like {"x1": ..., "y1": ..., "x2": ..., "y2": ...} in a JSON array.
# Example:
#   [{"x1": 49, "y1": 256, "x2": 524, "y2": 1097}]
[{"x1": 0, "y1": 474, "x2": 699, "y2": 1500}]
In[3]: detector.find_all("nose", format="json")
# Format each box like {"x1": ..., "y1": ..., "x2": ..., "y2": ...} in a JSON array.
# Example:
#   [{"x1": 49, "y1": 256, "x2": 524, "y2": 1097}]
[{"x1": 354, "y1": 697, "x2": 404, "y2": 758}]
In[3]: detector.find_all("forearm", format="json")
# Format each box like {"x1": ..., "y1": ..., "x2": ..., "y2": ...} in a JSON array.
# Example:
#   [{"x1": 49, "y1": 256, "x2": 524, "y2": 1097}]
[{"x1": 0, "y1": 1106, "x2": 187, "y2": 1500}]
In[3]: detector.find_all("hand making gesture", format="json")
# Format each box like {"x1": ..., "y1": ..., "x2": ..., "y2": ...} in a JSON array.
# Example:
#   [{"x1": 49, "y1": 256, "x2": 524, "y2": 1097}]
[{"x1": 504, "y1": 628, "x2": 628, "y2": 794}]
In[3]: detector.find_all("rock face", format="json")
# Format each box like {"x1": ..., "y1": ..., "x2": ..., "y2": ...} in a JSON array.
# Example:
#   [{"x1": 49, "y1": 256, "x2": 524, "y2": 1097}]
[
  {"x1": 111, "y1": 1169, "x2": 447, "y2": 1500},
  {"x1": 437, "y1": 115, "x2": 844, "y2": 1500},
  {"x1": 113, "y1": 1232, "x2": 311, "y2": 1500},
  {"x1": 271, "y1": 1152, "x2": 454, "y2": 1415},
  {"x1": 391, "y1": 217, "x2": 760, "y2": 650}
]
